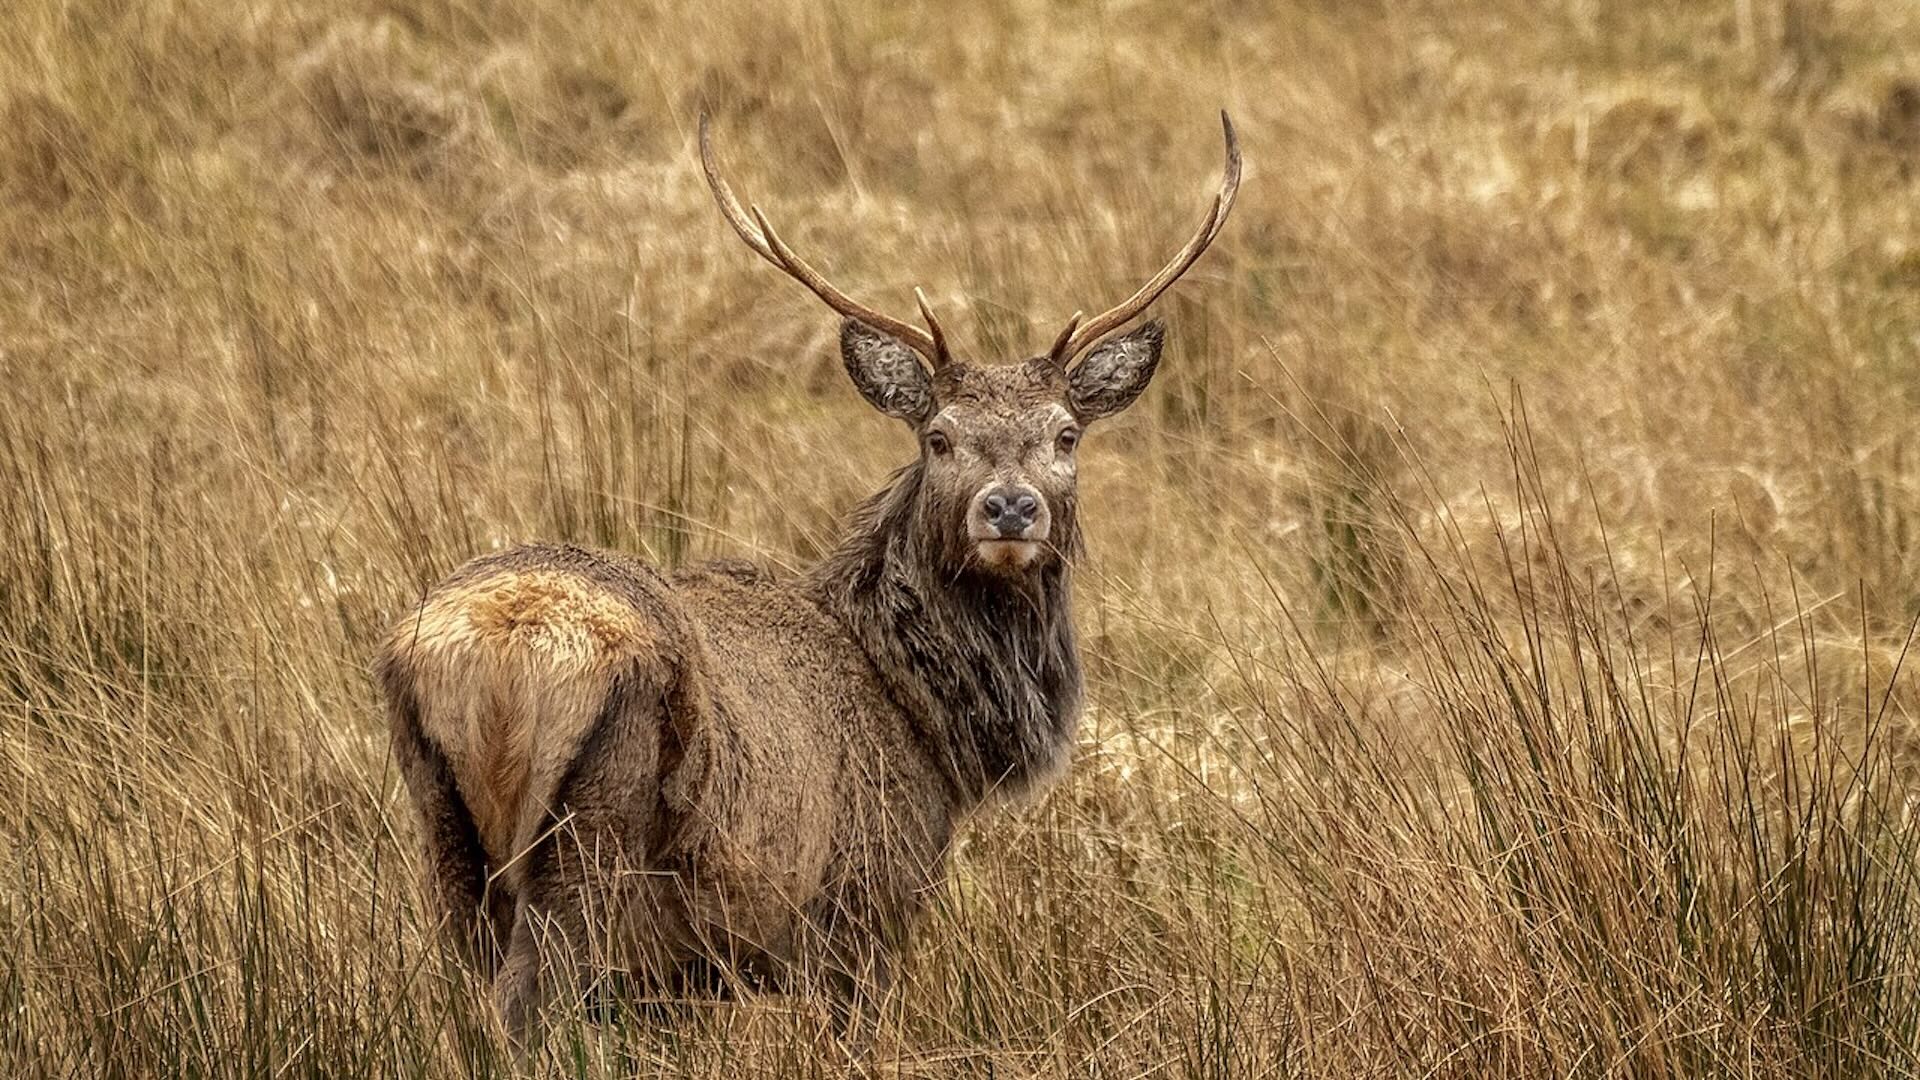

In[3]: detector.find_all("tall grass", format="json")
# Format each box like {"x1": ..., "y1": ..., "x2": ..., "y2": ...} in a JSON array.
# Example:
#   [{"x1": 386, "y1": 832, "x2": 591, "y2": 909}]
[{"x1": 3, "y1": 0, "x2": 1919, "y2": 1074}]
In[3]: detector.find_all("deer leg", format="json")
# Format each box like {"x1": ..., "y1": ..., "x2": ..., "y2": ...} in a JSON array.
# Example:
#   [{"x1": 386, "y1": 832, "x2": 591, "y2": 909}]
[
  {"x1": 495, "y1": 804, "x2": 650, "y2": 1039},
  {"x1": 492, "y1": 904, "x2": 544, "y2": 1040},
  {"x1": 830, "y1": 941, "x2": 896, "y2": 1043},
  {"x1": 804, "y1": 891, "x2": 905, "y2": 1045},
  {"x1": 388, "y1": 687, "x2": 502, "y2": 974},
  {"x1": 493, "y1": 661, "x2": 679, "y2": 1041}
]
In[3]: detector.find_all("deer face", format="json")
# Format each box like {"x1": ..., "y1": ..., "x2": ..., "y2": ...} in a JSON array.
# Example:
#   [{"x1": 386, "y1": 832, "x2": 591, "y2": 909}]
[
  {"x1": 841, "y1": 319, "x2": 1165, "y2": 576},
  {"x1": 700, "y1": 111, "x2": 1238, "y2": 578}
]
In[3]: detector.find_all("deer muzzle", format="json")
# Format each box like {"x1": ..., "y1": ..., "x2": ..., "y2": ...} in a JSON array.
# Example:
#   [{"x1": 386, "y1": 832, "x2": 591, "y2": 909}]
[{"x1": 970, "y1": 482, "x2": 1050, "y2": 570}]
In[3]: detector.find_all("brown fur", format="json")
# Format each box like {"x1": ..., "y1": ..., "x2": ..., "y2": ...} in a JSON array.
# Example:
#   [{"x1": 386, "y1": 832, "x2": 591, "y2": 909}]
[
  {"x1": 379, "y1": 322, "x2": 1171, "y2": 1037},
  {"x1": 396, "y1": 569, "x2": 662, "y2": 862}
]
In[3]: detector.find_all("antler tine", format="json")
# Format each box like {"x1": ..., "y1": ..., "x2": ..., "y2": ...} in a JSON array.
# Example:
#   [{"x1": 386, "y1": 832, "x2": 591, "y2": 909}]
[
  {"x1": 699, "y1": 112, "x2": 942, "y2": 364},
  {"x1": 699, "y1": 112, "x2": 781, "y2": 270},
  {"x1": 1045, "y1": 311, "x2": 1084, "y2": 369},
  {"x1": 1056, "y1": 111, "x2": 1243, "y2": 366},
  {"x1": 747, "y1": 206, "x2": 941, "y2": 358},
  {"x1": 914, "y1": 287, "x2": 953, "y2": 369}
]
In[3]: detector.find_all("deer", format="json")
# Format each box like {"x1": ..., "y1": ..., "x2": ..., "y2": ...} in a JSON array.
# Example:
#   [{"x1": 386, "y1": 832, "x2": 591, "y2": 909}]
[{"x1": 377, "y1": 110, "x2": 1241, "y2": 1039}]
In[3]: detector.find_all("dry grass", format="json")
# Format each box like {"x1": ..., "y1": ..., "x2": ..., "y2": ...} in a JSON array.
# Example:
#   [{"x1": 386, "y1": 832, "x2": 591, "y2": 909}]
[{"x1": 4, "y1": 0, "x2": 1920, "y2": 1075}]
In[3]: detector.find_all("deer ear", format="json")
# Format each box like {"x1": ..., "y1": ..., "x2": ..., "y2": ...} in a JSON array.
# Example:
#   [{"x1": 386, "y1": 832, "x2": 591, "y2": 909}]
[
  {"x1": 841, "y1": 320, "x2": 934, "y2": 423},
  {"x1": 1068, "y1": 320, "x2": 1164, "y2": 421}
]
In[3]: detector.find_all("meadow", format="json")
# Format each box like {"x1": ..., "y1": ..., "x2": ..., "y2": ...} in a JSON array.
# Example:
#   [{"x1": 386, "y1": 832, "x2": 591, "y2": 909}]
[{"x1": 3, "y1": 0, "x2": 1920, "y2": 1074}]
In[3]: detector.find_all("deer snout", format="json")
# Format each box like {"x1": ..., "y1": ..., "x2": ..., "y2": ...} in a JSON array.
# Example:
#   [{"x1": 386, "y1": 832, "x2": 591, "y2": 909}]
[
  {"x1": 983, "y1": 489, "x2": 1037, "y2": 535},
  {"x1": 973, "y1": 484, "x2": 1049, "y2": 541}
]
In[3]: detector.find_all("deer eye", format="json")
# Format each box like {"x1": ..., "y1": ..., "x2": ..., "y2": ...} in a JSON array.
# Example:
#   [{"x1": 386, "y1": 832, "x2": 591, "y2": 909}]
[
  {"x1": 1056, "y1": 427, "x2": 1081, "y2": 454},
  {"x1": 926, "y1": 430, "x2": 951, "y2": 456}
]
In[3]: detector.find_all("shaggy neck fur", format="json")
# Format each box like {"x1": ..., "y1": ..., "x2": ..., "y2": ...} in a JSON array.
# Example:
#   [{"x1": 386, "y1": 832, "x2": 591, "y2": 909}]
[{"x1": 808, "y1": 462, "x2": 1084, "y2": 806}]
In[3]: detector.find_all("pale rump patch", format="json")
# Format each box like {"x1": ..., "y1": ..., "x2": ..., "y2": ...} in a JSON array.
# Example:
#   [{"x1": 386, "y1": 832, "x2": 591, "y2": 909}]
[
  {"x1": 387, "y1": 570, "x2": 661, "y2": 866},
  {"x1": 403, "y1": 570, "x2": 656, "y2": 664}
]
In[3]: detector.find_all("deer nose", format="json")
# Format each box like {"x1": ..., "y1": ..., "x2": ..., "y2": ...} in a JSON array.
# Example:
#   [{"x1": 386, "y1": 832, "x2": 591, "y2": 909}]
[{"x1": 981, "y1": 486, "x2": 1040, "y2": 537}]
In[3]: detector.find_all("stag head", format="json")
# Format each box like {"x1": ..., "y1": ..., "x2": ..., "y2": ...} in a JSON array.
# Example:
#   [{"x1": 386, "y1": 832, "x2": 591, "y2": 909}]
[{"x1": 701, "y1": 112, "x2": 1241, "y2": 576}]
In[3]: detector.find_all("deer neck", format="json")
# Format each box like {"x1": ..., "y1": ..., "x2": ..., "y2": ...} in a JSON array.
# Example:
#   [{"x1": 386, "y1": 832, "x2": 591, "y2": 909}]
[{"x1": 808, "y1": 464, "x2": 1085, "y2": 805}]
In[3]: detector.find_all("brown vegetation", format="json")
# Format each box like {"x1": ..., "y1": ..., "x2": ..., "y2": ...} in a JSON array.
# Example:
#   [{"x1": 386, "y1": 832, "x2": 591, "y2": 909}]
[{"x1": 4, "y1": 0, "x2": 1920, "y2": 1075}]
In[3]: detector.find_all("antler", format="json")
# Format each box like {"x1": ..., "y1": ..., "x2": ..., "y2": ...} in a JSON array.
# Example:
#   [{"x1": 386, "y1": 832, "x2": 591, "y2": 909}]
[
  {"x1": 699, "y1": 112, "x2": 952, "y2": 369},
  {"x1": 1048, "y1": 111, "x2": 1243, "y2": 369}
]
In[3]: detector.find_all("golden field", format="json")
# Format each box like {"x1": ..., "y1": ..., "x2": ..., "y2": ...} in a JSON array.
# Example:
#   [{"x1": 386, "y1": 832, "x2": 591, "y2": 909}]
[{"x1": 4, "y1": 0, "x2": 1920, "y2": 1074}]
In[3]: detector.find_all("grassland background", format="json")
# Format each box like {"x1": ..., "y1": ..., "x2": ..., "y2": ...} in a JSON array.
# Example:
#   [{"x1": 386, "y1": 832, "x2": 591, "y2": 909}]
[{"x1": 4, "y1": 0, "x2": 1920, "y2": 1075}]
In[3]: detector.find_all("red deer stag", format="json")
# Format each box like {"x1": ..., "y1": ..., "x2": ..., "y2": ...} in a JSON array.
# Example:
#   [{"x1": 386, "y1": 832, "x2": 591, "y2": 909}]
[{"x1": 379, "y1": 111, "x2": 1242, "y2": 1037}]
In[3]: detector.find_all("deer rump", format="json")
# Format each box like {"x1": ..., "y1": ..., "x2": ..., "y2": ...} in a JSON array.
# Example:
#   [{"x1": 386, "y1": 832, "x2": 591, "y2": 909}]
[{"x1": 379, "y1": 543, "x2": 926, "y2": 995}]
